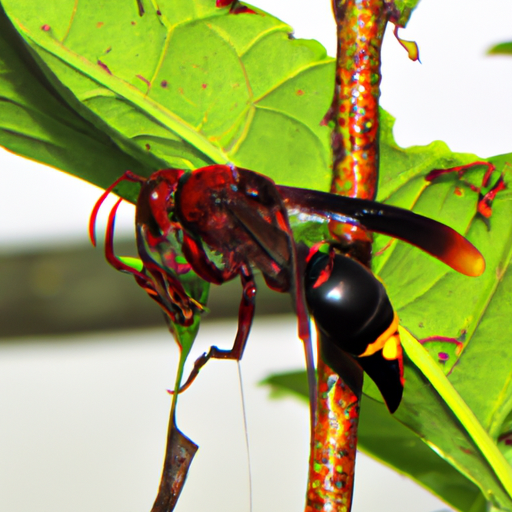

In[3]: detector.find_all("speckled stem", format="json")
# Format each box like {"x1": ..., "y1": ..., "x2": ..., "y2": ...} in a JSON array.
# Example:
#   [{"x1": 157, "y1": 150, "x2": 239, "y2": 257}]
[
  {"x1": 305, "y1": 2, "x2": 391, "y2": 511},
  {"x1": 331, "y1": 0, "x2": 388, "y2": 202},
  {"x1": 305, "y1": 358, "x2": 360, "y2": 512}
]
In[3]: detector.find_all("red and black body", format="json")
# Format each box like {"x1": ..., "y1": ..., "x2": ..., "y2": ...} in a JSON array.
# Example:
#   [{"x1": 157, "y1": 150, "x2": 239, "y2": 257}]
[
  {"x1": 305, "y1": 248, "x2": 403, "y2": 413},
  {"x1": 91, "y1": 164, "x2": 484, "y2": 405}
]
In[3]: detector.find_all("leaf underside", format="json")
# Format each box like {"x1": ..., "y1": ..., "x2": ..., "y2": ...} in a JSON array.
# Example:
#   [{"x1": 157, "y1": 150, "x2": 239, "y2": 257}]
[{"x1": 1, "y1": 0, "x2": 334, "y2": 201}]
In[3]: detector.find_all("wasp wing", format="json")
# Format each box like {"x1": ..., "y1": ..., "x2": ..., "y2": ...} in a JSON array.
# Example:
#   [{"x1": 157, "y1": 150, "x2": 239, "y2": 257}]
[
  {"x1": 278, "y1": 186, "x2": 485, "y2": 277},
  {"x1": 225, "y1": 192, "x2": 318, "y2": 419},
  {"x1": 226, "y1": 198, "x2": 292, "y2": 271}
]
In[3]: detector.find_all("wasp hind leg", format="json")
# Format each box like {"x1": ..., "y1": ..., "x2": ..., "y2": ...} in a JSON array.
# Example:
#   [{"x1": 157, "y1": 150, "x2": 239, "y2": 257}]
[{"x1": 171, "y1": 266, "x2": 257, "y2": 394}]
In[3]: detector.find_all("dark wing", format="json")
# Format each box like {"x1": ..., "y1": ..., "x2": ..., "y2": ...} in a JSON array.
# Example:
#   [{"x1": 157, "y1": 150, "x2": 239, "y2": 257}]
[
  {"x1": 226, "y1": 198, "x2": 292, "y2": 270},
  {"x1": 278, "y1": 185, "x2": 485, "y2": 277},
  {"x1": 320, "y1": 334, "x2": 402, "y2": 413}
]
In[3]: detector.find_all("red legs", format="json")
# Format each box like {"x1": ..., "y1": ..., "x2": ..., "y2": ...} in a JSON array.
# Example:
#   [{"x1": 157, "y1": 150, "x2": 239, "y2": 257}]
[
  {"x1": 172, "y1": 266, "x2": 257, "y2": 394},
  {"x1": 425, "y1": 161, "x2": 495, "y2": 185},
  {"x1": 426, "y1": 161, "x2": 505, "y2": 218},
  {"x1": 104, "y1": 199, "x2": 180, "y2": 318},
  {"x1": 181, "y1": 233, "x2": 232, "y2": 285},
  {"x1": 93, "y1": 175, "x2": 196, "y2": 326},
  {"x1": 479, "y1": 175, "x2": 506, "y2": 218},
  {"x1": 296, "y1": 300, "x2": 316, "y2": 428}
]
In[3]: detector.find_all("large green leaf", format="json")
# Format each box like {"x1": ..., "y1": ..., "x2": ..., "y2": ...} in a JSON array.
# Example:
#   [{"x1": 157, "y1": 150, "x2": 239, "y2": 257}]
[
  {"x1": 1, "y1": 0, "x2": 334, "y2": 198},
  {"x1": 0, "y1": 4, "x2": 148, "y2": 191},
  {"x1": 267, "y1": 113, "x2": 512, "y2": 512},
  {"x1": 375, "y1": 137, "x2": 512, "y2": 510}
]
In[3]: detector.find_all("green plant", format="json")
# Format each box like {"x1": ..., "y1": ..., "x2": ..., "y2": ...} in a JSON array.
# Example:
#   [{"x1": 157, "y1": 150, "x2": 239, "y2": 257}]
[{"x1": 1, "y1": 1, "x2": 511, "y2": 511}]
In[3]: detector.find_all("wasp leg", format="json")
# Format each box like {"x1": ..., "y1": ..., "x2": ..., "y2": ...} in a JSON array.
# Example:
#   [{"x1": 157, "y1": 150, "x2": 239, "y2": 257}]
[
  {"x1": 478, "y1": 174, "x2": 505, "y2": 218},
  {"x1": 294, "y1": 243, "x2": 318, "y2": 423},
  {"x1": 172, "y1": 266, "x2": 257, "y2": 394},
  {"x1": 104, "y1": 199, "x2": 152, "y2": 282},
  {"x1": 425, "y1": 161, "x2": 495, "y2": 187},
  {"x1": 105, "y1": 200, "x2": 195, "y2": 325},
  {"x1": 181, "y1": 232, "x2": 233, "y2": 284}
]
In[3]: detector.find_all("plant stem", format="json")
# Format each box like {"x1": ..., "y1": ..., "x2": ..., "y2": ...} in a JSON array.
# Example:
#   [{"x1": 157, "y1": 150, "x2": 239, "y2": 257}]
[{"x1": 304, "y1": 1, "x2": 391, "y2": 511}]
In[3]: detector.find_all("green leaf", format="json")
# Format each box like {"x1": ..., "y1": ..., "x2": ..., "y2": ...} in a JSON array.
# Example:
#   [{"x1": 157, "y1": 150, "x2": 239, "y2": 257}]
[
  {"x1": 266, "y1": 114, "x2": 512, "y2": 512},
  {"x1": 0, "y1": 4, "x2": 149, "y2": 193},
  {"x1": 358, "y1": 394, "x2": 488, "y2": 512},
  {"x1": 488, "y1": 42, "x2": 512, "y2": 56},
  {"x1": 390, "y1": 0, "x2": 422, "y2": 27},
  {"x1": 375, "y1": 118, "x2": 512, "y2": 466},
  {"x1": 370, "y1": 137, "x2": 512, "y2": 511},
  {"x1": 1, "y1": 0, "x2": 334, "y2": 194},
  {"x1": 400, "y1": 328, "x2": 512, "y2": 506},
  {"x1": 264, "y1": 370, "x2": 486, "y2": 512}
]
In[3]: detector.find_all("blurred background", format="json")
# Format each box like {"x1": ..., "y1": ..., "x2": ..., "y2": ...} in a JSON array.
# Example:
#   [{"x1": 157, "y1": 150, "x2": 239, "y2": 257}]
[{"x1": 0, "y1": 0, "x2": 510, "y2": 511}]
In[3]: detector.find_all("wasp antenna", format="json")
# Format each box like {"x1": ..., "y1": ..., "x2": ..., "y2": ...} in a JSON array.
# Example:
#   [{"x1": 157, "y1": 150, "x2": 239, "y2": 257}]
[
  {"x1": 89, "y1": 171, "x2": 145, "y2": 247},
  {"x1": 104, "y1": 198, "x2": 149, "y2": 281},
  {"x1": 89, "y1": 186, "x2": 115, "y2": 247},
  {"x1": 105, "y1": 198, "x2": 124, "y2": 262}
]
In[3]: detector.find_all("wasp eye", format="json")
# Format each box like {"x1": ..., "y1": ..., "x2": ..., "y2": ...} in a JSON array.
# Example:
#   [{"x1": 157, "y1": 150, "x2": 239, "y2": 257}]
[{"x1": 305, "y1": 252, "x2": 394, "y2": 356}]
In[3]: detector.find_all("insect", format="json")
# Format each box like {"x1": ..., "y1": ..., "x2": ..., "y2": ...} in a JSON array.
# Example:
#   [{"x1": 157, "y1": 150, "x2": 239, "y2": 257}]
[
  {"x1": 91, "y1": 164, "x2": 484, "y2": 393},
  {"x1": 90, "y1": 164, "x2": 484, "y2": 512},
  {"x1": 305, "y1": 246, "x2": 403, "y2": 413},
  {"x1": 91, "y1": 165, "x2": 318, "y2": 413}
]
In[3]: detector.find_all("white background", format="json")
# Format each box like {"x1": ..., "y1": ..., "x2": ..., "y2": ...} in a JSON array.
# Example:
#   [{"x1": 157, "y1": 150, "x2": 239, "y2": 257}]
[{"x1": 0, "y1": 0, "x2": 511, "y2": 511}]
